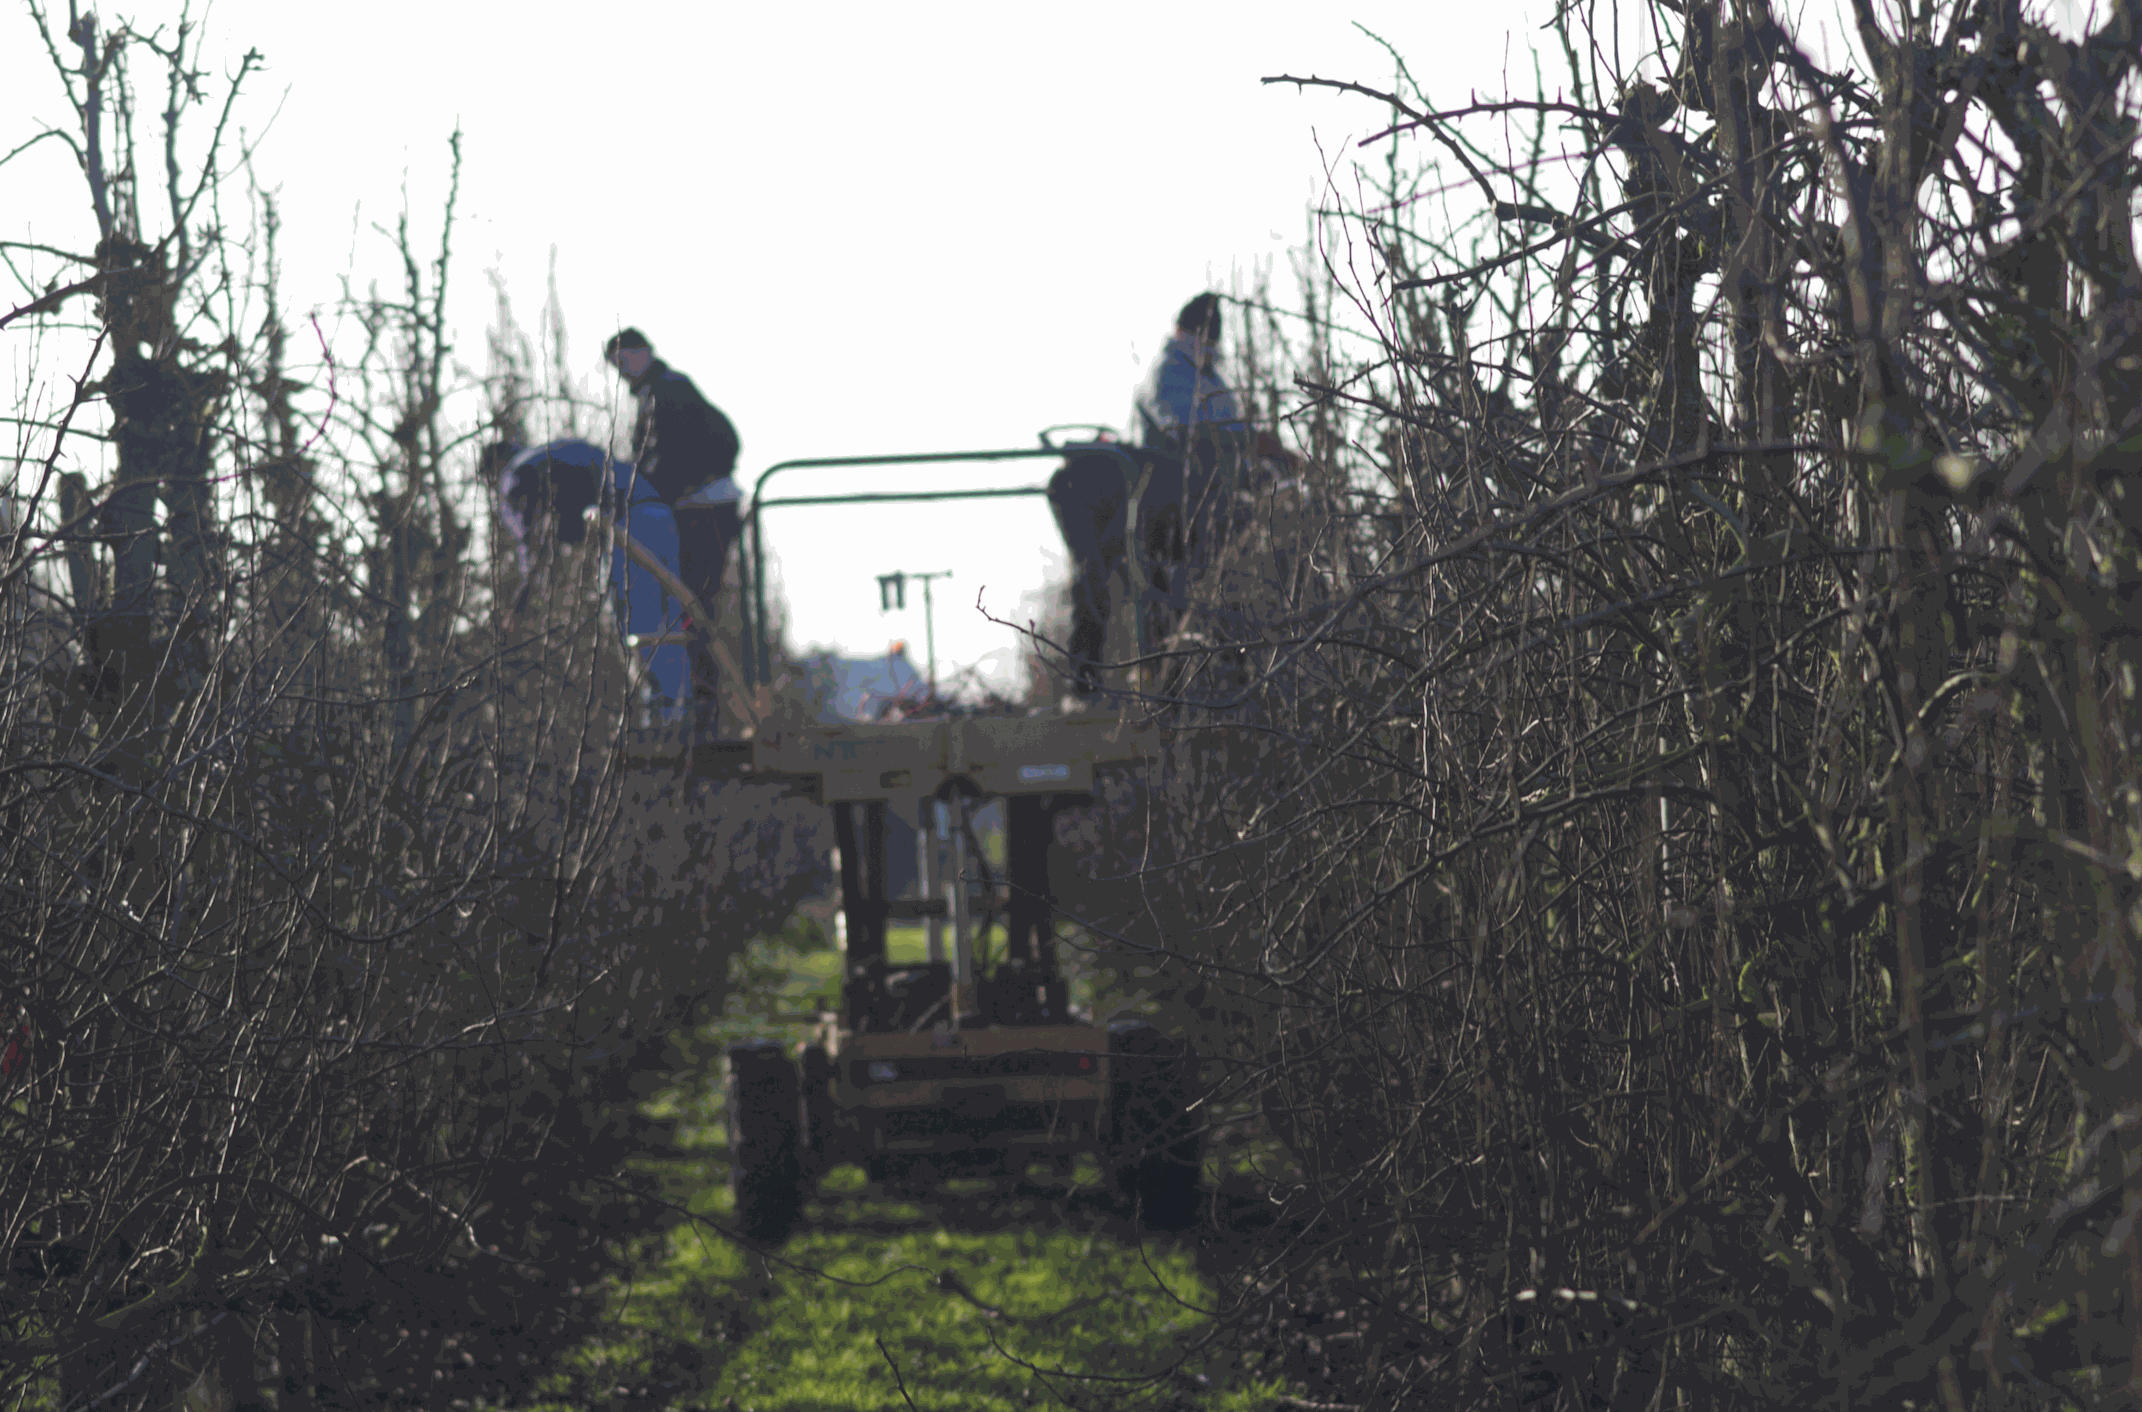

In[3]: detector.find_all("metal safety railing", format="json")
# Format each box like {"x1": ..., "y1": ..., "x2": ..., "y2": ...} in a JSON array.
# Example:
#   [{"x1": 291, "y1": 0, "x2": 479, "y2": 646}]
[{"x1": 738, "y1": 441, "x2": 1145, "y2": 690}]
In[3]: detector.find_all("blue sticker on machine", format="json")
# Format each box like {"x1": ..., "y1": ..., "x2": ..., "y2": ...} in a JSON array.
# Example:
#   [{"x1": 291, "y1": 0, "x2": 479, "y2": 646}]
[{"x1": 1018, "y1": 763, "x2": 1071, "y2": 782}]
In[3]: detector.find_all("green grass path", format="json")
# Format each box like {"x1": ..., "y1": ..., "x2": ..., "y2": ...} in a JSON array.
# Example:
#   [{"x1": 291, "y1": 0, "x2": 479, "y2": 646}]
[{"x1": 527, "y1": 919, "x2": 1286, "y2": 1412}]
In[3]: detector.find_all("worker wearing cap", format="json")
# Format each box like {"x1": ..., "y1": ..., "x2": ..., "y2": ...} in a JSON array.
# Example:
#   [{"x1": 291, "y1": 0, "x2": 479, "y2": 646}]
[{"x1": 605, "y1": 328, "x2": 742, "y2": 708}]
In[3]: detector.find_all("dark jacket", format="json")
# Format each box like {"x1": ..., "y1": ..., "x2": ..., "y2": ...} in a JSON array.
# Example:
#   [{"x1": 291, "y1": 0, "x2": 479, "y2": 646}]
[{"x1": 628, "y1": 358, "x2": 741, "y2": 505}]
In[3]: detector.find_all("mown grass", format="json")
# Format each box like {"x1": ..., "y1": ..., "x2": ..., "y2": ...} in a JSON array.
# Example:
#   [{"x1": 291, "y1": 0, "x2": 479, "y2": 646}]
[{"x1": 524, "y1": 910, "x2": 1288, "y2": 1412}]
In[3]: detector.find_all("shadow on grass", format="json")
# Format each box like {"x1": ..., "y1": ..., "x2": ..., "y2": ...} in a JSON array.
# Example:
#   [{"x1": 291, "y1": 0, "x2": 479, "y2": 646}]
[
  {"x1": 517, "y1": 921, "x2": 1293, "y2": 1412},
  {"x1": 529, "y1": 1149, "x2": 1286, "y2": 1412}
]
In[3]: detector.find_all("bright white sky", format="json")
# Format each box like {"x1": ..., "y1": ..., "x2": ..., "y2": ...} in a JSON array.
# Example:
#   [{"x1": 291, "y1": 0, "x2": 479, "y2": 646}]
[{"x1": 6, "y1": 0, "x2": 1562, "y2": 693}]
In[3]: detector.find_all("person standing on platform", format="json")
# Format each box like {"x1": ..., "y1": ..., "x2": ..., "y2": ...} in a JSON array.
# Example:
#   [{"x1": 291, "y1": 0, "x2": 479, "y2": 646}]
[{"x1": 604, "y1": 328, "x2": 743, "y2": 711}]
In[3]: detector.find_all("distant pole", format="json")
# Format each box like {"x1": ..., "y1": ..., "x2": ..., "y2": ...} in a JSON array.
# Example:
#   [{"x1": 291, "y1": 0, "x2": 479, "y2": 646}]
[
  {"x1": 878, "y1": 569, "x2": 953, "y2": 698},
  {"x1": 921, "y1": 571, "x2": 943, "y2": 697}
]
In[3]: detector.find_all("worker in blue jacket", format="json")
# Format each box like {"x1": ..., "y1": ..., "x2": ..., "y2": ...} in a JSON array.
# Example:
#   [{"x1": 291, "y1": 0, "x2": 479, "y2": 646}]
[
  {"x1": 1132, "y1": 292, "x2": 1248, "y2": 595},
  {"x1": 486, "y1": 437, "x2": 691, "y2": 720},
  {"x1": 492, "y1": 438, "x2": 602, "y2": 575},
  {"x1": 1046, "y1": 293, "x2": 1250, "y2": 699}
]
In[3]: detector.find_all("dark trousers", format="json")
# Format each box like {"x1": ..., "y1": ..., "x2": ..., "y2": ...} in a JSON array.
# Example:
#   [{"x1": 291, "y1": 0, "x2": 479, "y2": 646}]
[
  {"x1": 1046, "y1": 454, "x2": 1130, "y2": 691},
  {"x1": 674, "y1": 500, "x2": 742, "y2": 709},
  {"x1": 1135, "y1": 442, "x2": 1233, "y2": 591},
  {"x1": 1135, "y1": 437, "x2": 1244, "y2": 650}
]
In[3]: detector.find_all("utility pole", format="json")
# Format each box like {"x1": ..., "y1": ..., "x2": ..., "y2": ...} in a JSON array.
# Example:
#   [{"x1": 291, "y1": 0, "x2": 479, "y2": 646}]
[{"x1": 876, "y1": 569, "x2": 953, "y2": 697}]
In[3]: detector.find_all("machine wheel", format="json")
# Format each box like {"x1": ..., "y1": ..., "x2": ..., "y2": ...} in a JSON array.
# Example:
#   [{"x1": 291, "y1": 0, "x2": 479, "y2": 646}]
[
  {"x1": 799, "y1": 1043, "x2": 837, "y2": 1179},
  {"x1": 1106, "y1": 1020, "x2": 1203, "y2": 1232},
  {"x1": 726, "y1": 1039, "x2": 802, "y2": 1242}
]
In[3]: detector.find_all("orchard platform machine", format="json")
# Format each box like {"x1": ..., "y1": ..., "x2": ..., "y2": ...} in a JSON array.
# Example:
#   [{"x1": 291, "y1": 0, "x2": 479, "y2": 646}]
[{"x1": 625, "y1": 437, "x2": 1207, "y2": 1241}]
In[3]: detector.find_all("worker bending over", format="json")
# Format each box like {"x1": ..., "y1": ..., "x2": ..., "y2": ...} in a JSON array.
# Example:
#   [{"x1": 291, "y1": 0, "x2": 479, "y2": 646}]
[{"x1": 486, "y1": 437, "x2": 692, "y2": 721}]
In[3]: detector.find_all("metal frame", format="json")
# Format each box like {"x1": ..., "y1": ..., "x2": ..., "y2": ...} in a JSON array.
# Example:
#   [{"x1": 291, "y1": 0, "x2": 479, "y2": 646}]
[
  {"x1": 740, "y1": 444, "x2": 1143, "y2": 690},
  {"x1": 827, "y1": 778, "x2": 1082, "y2": 1035}
]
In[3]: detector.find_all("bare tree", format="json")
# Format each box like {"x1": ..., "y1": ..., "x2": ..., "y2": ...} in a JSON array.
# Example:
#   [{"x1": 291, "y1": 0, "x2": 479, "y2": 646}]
[
  {"x1": 1046, "y1": 2, "x2": 2142, "y2": 1407},
  {"x1": 2, "y1": 11, "x2": 823, "y2": 1412}
]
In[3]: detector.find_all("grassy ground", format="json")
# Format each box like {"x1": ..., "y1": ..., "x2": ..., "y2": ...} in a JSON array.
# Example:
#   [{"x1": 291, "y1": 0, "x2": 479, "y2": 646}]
[{"x1": 525, "y1": 910, "x2": 1288, "y2": 1412}]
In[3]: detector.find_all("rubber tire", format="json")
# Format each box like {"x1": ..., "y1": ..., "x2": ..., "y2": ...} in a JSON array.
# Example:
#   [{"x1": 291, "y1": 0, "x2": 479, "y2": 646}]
[
  {"x1": 1106, "y1": 1020, "x2": 1202, "y2": 1232},
  {"x1": 799, "y1": 1043, "x2": 837, "y2": 1179},
  {"x1": 726, "y1": 1039, "x2": 802, "y2": 1243}
]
